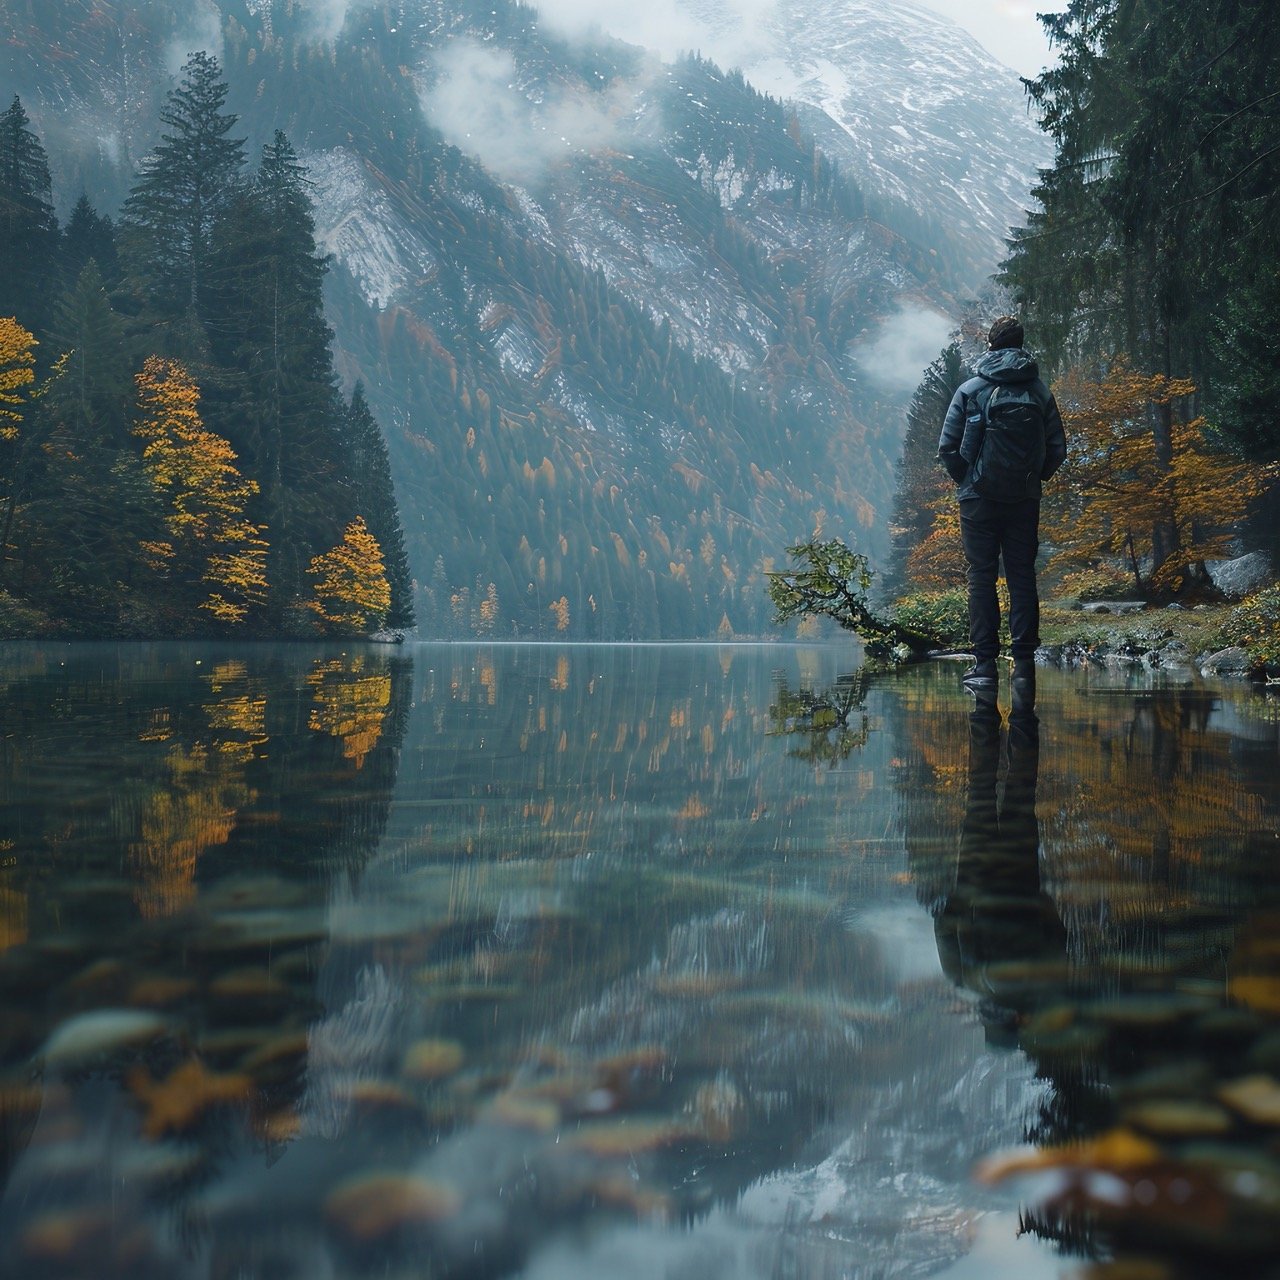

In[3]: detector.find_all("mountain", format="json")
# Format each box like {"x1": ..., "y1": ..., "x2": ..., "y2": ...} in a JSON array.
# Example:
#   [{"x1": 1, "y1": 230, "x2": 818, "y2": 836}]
[
  {"x1": 682, "y1": 0, "x2": 1053, "y2": 292},
  {"x1": 0, "y1": 0, "x2": 1033, "y2": 637}
]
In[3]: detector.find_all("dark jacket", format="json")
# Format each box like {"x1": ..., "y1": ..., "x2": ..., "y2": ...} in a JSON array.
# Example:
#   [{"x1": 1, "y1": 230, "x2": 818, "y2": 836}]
[{"x1": 937, "y1": 348, "x2": 1067, "y2": 502}]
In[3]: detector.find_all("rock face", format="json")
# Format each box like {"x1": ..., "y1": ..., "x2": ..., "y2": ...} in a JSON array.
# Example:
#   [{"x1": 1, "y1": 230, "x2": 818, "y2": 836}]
[
  {"x1": 685, "y1": 0, "x2": 1052, "y2": 291},
  {"x1": 1207, "y1": 552, "x2": 1272, "y2": 600}
]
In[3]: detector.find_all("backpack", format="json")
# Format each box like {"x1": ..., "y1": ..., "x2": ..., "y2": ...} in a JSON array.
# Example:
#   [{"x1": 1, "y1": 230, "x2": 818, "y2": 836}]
[{"x1": 968, "y1": 381, "x2": 1047, "y2": 502}]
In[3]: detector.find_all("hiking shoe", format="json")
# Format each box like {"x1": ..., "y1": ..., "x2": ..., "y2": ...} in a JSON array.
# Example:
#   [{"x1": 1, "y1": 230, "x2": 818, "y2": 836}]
[
  {"x1": 1012, "y1": 659, "x2": 1037, "y2": 682},
  {"x1": 961, "y1": 661, "x2": 998, "y2": 689}
]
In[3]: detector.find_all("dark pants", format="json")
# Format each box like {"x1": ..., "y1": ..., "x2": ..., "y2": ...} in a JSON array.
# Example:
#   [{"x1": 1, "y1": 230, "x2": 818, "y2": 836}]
[{"x1": 959, "y1": 497, "x2": 1040, "y2": 663}]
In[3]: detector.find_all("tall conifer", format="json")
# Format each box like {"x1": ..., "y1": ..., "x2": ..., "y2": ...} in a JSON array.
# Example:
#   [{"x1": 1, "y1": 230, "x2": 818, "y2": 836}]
[
  {"x1": 120, "y1": 51, "x2": 245, "y2": 327},
  {"x1": 346, "y1": 382, "x2": 415, "y2": 629},
  {"x1": 0, "y1": 96, "x2": 59, "y2": 337},
  {"x1": 206, "y1": 130, "x2": 345, "y2": 615}
]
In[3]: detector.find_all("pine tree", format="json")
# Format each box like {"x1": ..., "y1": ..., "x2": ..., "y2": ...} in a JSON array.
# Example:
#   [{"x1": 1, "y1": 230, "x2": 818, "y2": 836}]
[
  {"x1": 345, "y1": 383, "x2": 414, "y2": 629},
  {"x1": 0, "y1": 96, "x2": 59, "y2": 337},
  {"x1": 16, "y1": 262, "x2": 152, "y2": 625},
  {"x1": 61, "y1": 194, "x2": 120, "y2": 288},
  {"x1": 205, "y1": 130, "x2": 346, "y2": 612},
  {"x1": 120, "y1": 52, "x2": 246, "y2": 328}
]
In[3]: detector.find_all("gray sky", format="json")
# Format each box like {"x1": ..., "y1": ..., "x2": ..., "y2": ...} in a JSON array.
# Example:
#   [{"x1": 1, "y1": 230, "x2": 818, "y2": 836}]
[{"x1": 912, "y1": 0, "x2": 1069, "y2": 79}]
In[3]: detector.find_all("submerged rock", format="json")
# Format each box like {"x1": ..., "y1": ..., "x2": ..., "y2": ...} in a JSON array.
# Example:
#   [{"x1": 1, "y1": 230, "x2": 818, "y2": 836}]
[{"x1": 38, "y1": 1010, "x2": 167, "y2": 1069}]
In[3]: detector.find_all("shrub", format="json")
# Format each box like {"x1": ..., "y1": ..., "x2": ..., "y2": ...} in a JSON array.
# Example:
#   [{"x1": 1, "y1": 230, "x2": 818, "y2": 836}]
[
  {"x1": 1053, "y1": 564, "x2": 1136, "y2": 602},
  {"x1": 890, "y1": 589, "x2": 969, "y2": 648},
  {"x1": 1217, "y1": 585, "x2": 1280, "y2": 667}
]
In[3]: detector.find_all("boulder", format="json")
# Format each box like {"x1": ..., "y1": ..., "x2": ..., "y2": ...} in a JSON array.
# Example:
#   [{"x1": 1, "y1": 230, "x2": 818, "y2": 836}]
[
  {"x1": 1206, "y1": 551, "x2": 1272, "y2": 600},
  {"x1": 1199, "y1": 646, "x2": 1253, "y2": 677}
]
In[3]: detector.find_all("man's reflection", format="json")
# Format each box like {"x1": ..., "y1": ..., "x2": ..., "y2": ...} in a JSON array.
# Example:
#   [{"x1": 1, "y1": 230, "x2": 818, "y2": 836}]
[{"x1": 933, "y1": 697, "x2": 1067, "y2": 1047}]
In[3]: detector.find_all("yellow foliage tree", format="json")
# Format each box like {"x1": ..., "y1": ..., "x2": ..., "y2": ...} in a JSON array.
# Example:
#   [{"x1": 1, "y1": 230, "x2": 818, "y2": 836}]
[
  {"x1": 0, "y1": 318, "x2": 39, "y2": 577},
  {"x1": 133, "y1": 356, "x2": 268, "y2": 624},
  {"x1": 1046, "y1": 361, "x2": 1277, "y2": 595},
  {"x1": 0, "y1": 316, "x2": 36, "y2": 442},
  {"x1": 906, "y1": 495, "x2": 966, "y2": 590},
  {"x1": 306, "y1": 516, "x2": 391, "y2": 633}
]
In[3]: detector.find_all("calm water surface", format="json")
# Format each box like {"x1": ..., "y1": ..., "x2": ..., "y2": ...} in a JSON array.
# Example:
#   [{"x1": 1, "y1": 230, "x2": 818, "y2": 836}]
[{"x1": 1, "y1": 642, "x2": 1279, "y2": 1279}]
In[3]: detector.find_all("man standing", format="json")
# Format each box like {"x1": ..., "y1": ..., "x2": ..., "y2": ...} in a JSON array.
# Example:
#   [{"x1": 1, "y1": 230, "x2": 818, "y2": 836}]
[{"x1": 937, "y1": 317, "x2": 1067, "y2": 693}]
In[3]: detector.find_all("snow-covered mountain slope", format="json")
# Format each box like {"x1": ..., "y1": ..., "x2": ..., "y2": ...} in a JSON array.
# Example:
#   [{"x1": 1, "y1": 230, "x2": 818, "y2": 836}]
[{"x1": 680, "y1": 0, "x2": 1051, "y2": 289}]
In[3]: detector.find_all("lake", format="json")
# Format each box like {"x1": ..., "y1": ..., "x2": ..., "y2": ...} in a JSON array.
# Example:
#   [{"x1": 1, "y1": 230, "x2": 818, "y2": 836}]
[{"x1": 1, "y1": 642, "x2": 1279, "y2": 1279}]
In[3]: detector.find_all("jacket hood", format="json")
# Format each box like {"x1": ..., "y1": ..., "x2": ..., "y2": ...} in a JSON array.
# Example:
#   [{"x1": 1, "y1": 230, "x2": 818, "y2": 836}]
[{"x1": 976, "y1": 347, "x2": 1039, "y2": 384}]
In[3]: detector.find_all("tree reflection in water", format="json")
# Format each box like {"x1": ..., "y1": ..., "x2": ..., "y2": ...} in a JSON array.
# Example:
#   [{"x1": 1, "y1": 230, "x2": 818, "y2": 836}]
[
  {"x1": 1, "y1": 648, "x2": 1278, "y2": 1279},
  {"x1": 895, "y1": 667, "x2": 1280, "y2": 1274}
]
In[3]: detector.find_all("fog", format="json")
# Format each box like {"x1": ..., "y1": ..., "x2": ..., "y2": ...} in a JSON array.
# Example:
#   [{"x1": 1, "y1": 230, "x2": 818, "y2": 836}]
[
  {"x1": 533, "y1": 0, "x2": 778, "y2": 69},
  {"x1": 165, "y1": 0, "x2": 224, "y2": 72},
  {"x1": 421, "y1": 39, "x2": 649, "y2": 186},
  {"x1": 852, "y1": 304, "x2": 953, "y2": 393}
]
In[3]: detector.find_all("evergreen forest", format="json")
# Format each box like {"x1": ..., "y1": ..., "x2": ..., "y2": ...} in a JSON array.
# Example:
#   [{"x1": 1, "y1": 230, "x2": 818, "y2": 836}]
[{"x1": 0, "y1": 67, "x2": 412, "y2": 637}]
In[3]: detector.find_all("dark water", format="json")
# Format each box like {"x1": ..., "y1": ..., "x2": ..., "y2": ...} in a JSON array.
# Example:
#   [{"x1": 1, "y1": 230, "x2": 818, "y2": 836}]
[{"x1": 1, "y1": 643, "x2": 1279, "y2": 1280}]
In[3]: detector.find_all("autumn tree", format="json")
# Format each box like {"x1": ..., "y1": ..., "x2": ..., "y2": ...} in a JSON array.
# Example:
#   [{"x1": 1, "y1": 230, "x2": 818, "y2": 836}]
[
  {"x1": 887, "y1": 344, "x2": 970, "y2": 594},
  {"x1": 306, "y1": 516, "x2": 391, "y2": 634},
  {"x1": 0, "y1": 318, "x2": 43, "y2": 586},
  {"x1": 133, "y1": 356, "x2": 268, "y2": 626},
  {"x1": 1044, "y1": 362, "x2": 1276, "y2": 597}
]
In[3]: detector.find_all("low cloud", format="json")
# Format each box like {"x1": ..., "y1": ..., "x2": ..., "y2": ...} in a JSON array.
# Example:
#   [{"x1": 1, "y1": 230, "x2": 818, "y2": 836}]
[
  {"x1": 531, "y1": 0, "x2": 779, "y2": 69},
  {"x1": 421, "y1": 40, "x2": 645, "y2": 186},
  {"x1": 164, "y1": 0, "x2": 224, "y2": 74},
  {"x1": 852, "y1": 305, "x2": 954, "y2": 393}
]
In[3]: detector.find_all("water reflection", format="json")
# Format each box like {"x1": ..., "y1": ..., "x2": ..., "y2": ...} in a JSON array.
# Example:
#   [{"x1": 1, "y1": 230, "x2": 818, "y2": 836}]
[
  {"x1": 0, "y1": 646, "x2": 1278, "y2": 1278},
  {"x1": 897, "y1": 666, "x2": 1280, "y2": 1275},
  {"x1": 0, "y1": 644, "x2": 412, "y2": 1278}
]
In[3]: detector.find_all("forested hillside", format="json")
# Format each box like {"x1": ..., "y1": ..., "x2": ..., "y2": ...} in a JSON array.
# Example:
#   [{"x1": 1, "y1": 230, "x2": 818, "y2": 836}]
[
  {"x1": 0, "y1": 78, "x2": 411, "y2": 637},
  {"x1": 890, "y1": 0, "x2": 1279, "y2": 616},
  {"x1": 1, "y1": 0, "x2": 966, "y2": 638}
]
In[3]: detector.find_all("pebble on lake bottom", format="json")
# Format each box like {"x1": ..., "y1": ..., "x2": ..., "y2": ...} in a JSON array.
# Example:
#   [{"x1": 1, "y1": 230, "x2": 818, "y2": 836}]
[
  {"x1": 324, "y1": 1172, "x2": 461, "y2": 1242},
  {"x1": 127, "y1": 1058, "x2": 253, "y2": 1138},
  {"x1": 39, "y1": 1010, "x2": 167, "y2": 1068},
  {"x1": 401, "y1": 1038, "x2": 465, "y2": 1081},
  {"x1": 1122, "y1": 1100, "x2": 1235, "y2": 1138},
  {"x1": 1218, "y1": 1074, "x2": 1280, "y2": 1125}
]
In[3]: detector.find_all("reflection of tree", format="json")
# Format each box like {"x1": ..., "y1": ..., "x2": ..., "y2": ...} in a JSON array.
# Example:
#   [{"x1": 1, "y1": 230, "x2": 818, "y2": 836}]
[
  {"x1": 202, "y1": 660, "x2": 268, "y2": 762},
  {"x1": 893, "y1": 667, "x2": 1280, "y2": 1268},
  {"x1": 0, "y1": 645, "x2": 414, "y2": 1232},
  {"x1": 128, "y1": 742, "x2": 253, "y2": 919},
  {"x1": 767, "y1": 670, "x2": 871, "y2": 767},
  {"x1": 306, "y1": 655, "x2": 392, "y2": 769}
]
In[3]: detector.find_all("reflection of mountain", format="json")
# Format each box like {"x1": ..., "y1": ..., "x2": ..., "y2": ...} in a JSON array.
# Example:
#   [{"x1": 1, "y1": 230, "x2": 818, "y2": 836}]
[
  {"x1": 0, "y1": 645, "x2": 412, "y2": 1270},
  {"x1": 893, "y1": 666, "x2": 1280, "y2": 1267}
]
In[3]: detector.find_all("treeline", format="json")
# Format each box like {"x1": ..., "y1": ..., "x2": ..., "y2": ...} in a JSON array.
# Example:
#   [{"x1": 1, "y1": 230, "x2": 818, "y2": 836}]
[
  {"x1": 0, "y1": 56, "x2": 412, "y2": 638},
  {"x1": 890, "y1": 0, "x2": 1279, "y2": 603}
]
